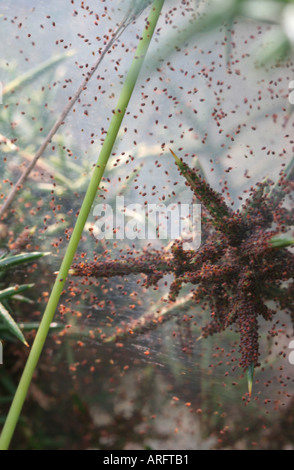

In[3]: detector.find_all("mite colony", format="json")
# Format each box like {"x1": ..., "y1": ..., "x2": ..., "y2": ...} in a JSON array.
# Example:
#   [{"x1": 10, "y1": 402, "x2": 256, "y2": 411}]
[
  {"x1": 0, "y1": 0, "x2": 293, "y2": 408},
  {"x1": 72, "y1": 151, "x2": 293, "y2": 382}
]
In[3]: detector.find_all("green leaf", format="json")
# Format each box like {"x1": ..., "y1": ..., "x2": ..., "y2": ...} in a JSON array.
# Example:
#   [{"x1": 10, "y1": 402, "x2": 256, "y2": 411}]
[
  {"x1": 0, "y1": 252, "x2": 50, "y2": 272},
  {"x1": 0, "y1": 250, "x2": 8, "y2": 261},
  {"x1": 270, "y1": 235, "x2": 294, "y2": 248},
  {"x1": 0, "y1": 284, "x2": 34, "y2": 302},
  {"x1": 9, "y1": 295, "x2": 34, "y2": 304},
  {"x1": 0, "y1": 321, "x2": 62, "y2": 336},
  {"x1": 0, "y1": 302, "x2": 29, "y2": 346}
]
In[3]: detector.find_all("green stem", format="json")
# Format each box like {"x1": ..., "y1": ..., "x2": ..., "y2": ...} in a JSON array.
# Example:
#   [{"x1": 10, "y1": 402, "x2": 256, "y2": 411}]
[{"x1": 0, "y1": 0, "x2": 164, "y2": 450}]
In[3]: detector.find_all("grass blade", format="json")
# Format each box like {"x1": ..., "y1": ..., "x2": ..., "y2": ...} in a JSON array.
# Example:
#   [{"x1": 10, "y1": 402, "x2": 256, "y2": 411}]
[
  {"x1": 0, "y1": 303, "x2": 29, "y2": 347},
  {"x1": 0, "y1": 252, "x2": 49, "y2": 272},
  {"x1": 0, "y1": 284, "x2": 34, "y2": 302}
]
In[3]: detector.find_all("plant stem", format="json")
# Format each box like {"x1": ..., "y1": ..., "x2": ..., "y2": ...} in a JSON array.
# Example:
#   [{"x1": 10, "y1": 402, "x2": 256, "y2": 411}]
[{"x1": 0, "y1": 0, "x2": 164, "y2": 450}]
